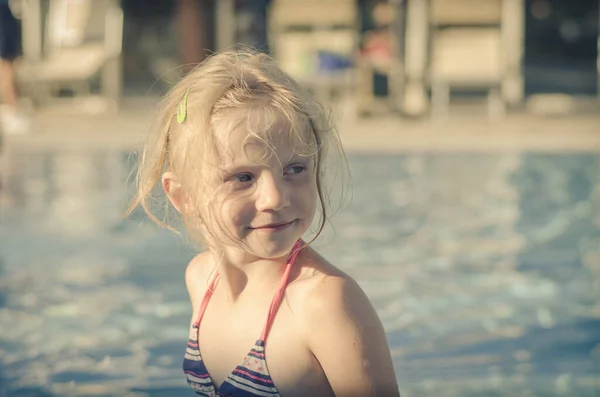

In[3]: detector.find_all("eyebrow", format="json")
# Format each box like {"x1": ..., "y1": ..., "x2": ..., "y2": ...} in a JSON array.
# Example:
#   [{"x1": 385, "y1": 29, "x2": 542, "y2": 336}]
[{"x1": 220, "y1": 156, "x2": 314, "y2": 171}]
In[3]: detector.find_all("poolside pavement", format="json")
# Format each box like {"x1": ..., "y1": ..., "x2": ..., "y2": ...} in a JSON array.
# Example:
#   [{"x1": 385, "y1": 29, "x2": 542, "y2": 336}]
[{"x1": 2, "y1": 96, "x2": 599, "y2": 153}]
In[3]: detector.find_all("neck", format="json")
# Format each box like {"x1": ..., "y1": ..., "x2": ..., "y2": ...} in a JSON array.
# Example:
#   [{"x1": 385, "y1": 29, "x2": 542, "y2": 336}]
[{"x1": 210, "y1": 247, "x2": 290, "y2": 303}]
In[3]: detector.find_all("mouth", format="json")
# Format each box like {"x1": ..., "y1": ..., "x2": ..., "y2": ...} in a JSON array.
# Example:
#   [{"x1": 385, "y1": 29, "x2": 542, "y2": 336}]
[{"x1": 251, "y1": 220, "x2": 296, "y2": 230}]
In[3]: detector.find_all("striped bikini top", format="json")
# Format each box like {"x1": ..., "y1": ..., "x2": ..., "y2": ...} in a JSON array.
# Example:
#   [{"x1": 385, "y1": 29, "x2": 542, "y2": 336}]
[{"x1": 183, "y1": 240, "x2": 303, "y2": 397}]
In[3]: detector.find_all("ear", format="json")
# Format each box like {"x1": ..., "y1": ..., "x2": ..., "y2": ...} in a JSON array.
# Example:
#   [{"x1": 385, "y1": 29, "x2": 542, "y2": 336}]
[{"x1": 162, "y1": 171, "x2": 187, "y2": 214}]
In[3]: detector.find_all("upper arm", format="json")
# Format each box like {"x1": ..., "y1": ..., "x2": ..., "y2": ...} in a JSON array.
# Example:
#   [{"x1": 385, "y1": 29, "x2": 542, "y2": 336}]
[{"x1": 304, "y1": 277, "x2": 400, "y2": 397}]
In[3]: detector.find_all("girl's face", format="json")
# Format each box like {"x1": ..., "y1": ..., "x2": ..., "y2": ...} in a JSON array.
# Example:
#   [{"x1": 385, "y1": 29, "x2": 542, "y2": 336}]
[{"x1": 207, "y1": 112, "x2": 318, "y2": 260}]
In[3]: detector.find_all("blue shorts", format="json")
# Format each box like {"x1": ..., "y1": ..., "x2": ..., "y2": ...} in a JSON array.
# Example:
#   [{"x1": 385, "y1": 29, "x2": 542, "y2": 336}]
[{"x1": 0, "y1": 3, "x2": 20, "y2": 60}]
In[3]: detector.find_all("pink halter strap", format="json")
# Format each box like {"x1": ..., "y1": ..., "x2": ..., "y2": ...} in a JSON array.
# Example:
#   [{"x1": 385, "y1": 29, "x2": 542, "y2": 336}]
[
  {"x1": 193, "y1": 240, "x2": 304, "y2": 342},
  {"x1": 260, "y1": 239, "x2": 303, "y2": 341}
]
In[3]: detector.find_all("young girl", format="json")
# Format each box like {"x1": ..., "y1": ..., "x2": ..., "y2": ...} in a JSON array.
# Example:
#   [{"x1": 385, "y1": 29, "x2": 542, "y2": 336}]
[{"x1": 127, "y1": 49, "x2": 400, "y2": 397}]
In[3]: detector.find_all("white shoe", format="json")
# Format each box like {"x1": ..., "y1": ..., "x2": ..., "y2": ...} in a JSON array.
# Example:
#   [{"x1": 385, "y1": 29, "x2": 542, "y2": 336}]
[{"x1": 1, "y1": 110, "x2": 30, "y2": 135}]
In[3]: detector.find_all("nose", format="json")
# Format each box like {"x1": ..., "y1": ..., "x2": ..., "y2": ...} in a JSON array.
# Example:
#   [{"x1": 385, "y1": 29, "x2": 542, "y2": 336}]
[{"x1": 255, "y1": 173, "x2": 290, "y2": 212}]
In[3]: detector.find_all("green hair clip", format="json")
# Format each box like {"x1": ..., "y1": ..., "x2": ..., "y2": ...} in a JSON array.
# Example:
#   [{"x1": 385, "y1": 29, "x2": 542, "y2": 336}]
[{"x1": 176, "y1": 89, "x2": 190, "y2": 124}]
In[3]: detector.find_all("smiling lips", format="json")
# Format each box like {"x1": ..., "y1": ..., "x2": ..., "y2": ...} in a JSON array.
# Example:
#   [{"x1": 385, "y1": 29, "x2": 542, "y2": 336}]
[{"x1": 251, "y1": 220, "x2": 295, "y2": 230}]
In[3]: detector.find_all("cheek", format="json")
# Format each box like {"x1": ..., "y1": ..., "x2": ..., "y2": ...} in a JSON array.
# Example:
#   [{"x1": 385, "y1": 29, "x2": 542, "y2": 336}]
[
  {"x1": 297, "y1": 178, "x2": 319, "y2": 214},
  {"x1": 218, "y1": 195, "x2": 255, "y2": 227}
]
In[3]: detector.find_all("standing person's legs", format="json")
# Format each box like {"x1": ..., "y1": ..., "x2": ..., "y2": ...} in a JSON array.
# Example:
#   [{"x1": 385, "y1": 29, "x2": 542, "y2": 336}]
[
  {"x1": 0, "y1": 57, "x2": 18, "y2": 108},
  {"x1": 0, "y1": 2, "x2": 28, "y2": 134},
  {"x1": 0, "y1": 1, "x2": 19, "y2": 107}
]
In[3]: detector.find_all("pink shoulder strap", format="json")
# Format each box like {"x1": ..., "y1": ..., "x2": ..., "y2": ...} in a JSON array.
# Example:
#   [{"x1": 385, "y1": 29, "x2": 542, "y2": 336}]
[
  {"x1": 193, "y1": 270, "x2": 220, "y2": 327},
  {"x1": 192, "y1": 240, "x2": 304, "y2": 336},
  {"x1": 260, "y1": 239, "x2": 304, "y2": 341}
]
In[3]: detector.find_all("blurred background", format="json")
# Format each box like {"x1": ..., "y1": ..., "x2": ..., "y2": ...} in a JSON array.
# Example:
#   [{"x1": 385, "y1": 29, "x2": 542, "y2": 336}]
[{"x1": 0, "y1": 0, "x2": 599, "y2": 396}]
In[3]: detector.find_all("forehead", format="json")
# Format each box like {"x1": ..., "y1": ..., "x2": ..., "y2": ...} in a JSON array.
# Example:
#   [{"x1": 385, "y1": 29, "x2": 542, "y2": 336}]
[{"x1": 214, "y1": 106, "x2": 314, "y2": 163}]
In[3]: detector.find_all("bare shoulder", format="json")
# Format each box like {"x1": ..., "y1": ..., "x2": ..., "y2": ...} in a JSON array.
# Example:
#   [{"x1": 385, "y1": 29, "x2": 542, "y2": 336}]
[
  {"x1": 298, "y1": 248, "x2": 378, "y2": 328},
  {"x1": 289, "y1": 247, "x2": 400, "y2": 397},
  {"x1": 289, "y1": 246, "x2": 371, "y2": 317},
  {"x1": 185, "y1": 250, "x2": 214, "y2": 310}
]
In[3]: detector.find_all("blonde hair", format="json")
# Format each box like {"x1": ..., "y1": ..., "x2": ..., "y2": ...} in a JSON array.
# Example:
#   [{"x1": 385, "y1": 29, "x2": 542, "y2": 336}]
[{"x1": 126, "y1": 48, "x2": 349, "y2": 251}]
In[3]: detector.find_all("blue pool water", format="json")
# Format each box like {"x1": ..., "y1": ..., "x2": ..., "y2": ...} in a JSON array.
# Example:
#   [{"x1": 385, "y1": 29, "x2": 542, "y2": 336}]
[{"x1": 0, "y1": 150, "x2": 599, "y2": 396}]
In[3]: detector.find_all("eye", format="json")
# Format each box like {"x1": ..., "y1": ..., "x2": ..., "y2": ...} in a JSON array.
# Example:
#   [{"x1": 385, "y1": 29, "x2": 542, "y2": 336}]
[
  {"x1": 231, "y1": 173, "x2": 253, "y2": 183},
  {"x1": 284, "y1": 164, "x2": 306, "y2": 176}
]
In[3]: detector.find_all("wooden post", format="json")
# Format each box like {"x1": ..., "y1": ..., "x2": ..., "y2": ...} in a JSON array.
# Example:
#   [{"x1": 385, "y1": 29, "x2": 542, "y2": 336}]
[
  {"x1": 403, "y1": 0, "x2": 429, "y2": 116},
  {"x1": 215, "y1": 0, "x2": 235, "y2": 51},
  {"x1": 388, "y1": 0, "x2": 405, "y2": 112},
  {"x1": 102, "y1": 0, "x2": 123, "y2": 112},
  {"x1": 20, "y1": 0, "x2": 43, "y2": 60},
  {"x1": 176, "y1": 0, "x2": 208, "y2": 74},
  {"x1": 502, "y1": 0, "x2": 525, "y2": 105}
]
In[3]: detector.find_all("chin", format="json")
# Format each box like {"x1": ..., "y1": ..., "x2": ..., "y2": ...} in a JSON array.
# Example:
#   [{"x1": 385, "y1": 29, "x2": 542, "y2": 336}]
[
  {"x1": 251, "y1": 242, "x2": 298, "y2": 260},
  {"x1": 247, "y1": 235, "x2": 303, "y2": 260}
]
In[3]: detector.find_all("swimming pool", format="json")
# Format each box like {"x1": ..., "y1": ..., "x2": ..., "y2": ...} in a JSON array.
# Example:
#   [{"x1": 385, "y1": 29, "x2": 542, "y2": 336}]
[{"x1": 1, "y1": 149, "x2": 598, "y2": 396}]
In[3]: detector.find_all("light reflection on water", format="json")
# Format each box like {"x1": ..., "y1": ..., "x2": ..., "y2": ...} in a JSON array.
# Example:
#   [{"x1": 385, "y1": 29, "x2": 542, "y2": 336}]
[{"x1": 0, "y1": 150, "x2": 599, "y2": 396}]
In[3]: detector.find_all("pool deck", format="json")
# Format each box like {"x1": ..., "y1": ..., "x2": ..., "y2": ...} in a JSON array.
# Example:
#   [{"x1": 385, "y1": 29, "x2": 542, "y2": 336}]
[{"x1": 2, "y1": 97, "x2": 600, "y2": 153}]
